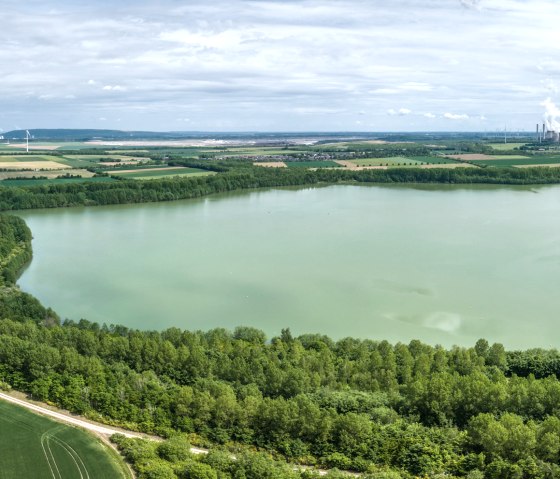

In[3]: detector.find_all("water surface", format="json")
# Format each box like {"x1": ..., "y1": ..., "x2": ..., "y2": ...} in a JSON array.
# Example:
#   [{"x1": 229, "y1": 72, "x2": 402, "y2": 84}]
[{"x1": 17, "y1": 184, "x2": 560, "y2": 349}]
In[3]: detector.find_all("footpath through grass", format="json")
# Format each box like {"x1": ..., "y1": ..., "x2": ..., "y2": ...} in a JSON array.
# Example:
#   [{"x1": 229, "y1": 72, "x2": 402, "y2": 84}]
[{"x1": 0, "y1": 400, "x2": 131, "y2": 479}]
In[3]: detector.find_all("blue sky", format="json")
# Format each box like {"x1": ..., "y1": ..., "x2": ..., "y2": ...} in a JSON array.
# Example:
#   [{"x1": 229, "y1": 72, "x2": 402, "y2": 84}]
[{"x1": 1, "y1": 0, "x2": 559, "y2": 132}]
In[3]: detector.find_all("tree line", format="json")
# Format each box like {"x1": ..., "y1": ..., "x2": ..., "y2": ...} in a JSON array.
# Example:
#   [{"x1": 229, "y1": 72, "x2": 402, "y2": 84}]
[{"x1": 1, "y1": 164, "x2": 560, "y2": 211}]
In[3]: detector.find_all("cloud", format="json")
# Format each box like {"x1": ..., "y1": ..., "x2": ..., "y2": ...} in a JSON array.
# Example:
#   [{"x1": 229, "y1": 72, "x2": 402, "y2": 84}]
[
  {"x1": 444, "y1": 113, "x2": 469, "y2": 120},
  {"x1": 423, "y1": 112, "x2": 436, "y2": 118},
  {"x1": 459, "y1": 0, "x2": 481, "y2": 10},
  {"x1": 388, "y1": 108, "x2": 411, "y2": 116},
  {"x1": 0, "y1": 0, "x2": 556, "y2": 131},
  {"x1": 102, "y1": 85, "x2": 127, "y2": 92}
]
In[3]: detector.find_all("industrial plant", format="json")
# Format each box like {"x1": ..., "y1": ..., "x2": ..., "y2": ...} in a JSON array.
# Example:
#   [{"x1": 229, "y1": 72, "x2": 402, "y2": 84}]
[{"x1": 536, "y1": 123, "x2": 560, "y2": 142}]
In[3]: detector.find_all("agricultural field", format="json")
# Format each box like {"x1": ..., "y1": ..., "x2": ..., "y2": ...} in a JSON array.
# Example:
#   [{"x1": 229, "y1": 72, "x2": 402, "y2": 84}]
[
  {"x1": 0, "y1": 155, "x2": 68, "y2": 170},
  {"x1": 110, "y1": 166, "x2": 214, "y2": 179},
  {"x1": 0, "y1": 400, "x2": 130, "y2": 479},
  {"x1": 488, "y1": 142, "x2": 527, "y2": 150},
  {"x1": 57, "y1": 155, "x2": 149, "y2": 168},
  {"x1": 0, "y1": 169, "x2": 94, "y2": 180},
  {"x1": 285, "y1": 161, "x2": 341, "y2": 168},
  {"x1": 472, "y1": 156, "x2": 560, "y2": 167},
  {"x1": 347, "y1": 156, "x2": 451, "y2": 167}
]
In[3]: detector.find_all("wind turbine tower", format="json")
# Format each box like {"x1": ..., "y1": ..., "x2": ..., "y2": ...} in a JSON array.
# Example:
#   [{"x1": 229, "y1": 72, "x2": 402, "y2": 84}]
[{"x1": 26, "y1": 130, "x2": 30, "y2": 153}]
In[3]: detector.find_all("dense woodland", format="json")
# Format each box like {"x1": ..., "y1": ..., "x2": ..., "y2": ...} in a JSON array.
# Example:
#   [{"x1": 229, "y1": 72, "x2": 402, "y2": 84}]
[
  {"x1": 1, "y1": 163, "x2": 560, "y2": 211},
  {"x1": 1, "y1": 217, "x2": 560, "y2": 478}
]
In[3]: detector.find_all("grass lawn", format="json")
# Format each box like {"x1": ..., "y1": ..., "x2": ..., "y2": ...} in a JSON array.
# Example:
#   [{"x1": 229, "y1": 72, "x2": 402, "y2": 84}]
[{"x1": 0, "y1": 400, "x2": 130, "y2": 479}]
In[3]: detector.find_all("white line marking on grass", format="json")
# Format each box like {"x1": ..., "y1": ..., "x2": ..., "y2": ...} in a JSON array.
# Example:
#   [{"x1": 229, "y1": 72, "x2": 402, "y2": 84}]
[
  {"x1": 51, "y1": 435, "x2": 90, "y2": 479},
  {"x1": 41, "y1": 432, "x2": 61, "y2": 479}
]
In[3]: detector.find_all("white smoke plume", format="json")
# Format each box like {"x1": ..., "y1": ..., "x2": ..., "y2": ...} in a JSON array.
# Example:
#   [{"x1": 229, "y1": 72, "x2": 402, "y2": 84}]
[{"x1": 542, "y1": 98, "x2": 560, "y2": 132}]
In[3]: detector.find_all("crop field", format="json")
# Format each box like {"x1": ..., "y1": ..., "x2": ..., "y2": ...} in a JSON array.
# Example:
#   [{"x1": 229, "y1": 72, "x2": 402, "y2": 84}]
[
  {"x1": 348, "y1": 157, "x2": 430, "y2": 166},
  {"x1": 110, "y1": 167, "x2": 214, "y2": 179},
  {"x1": 488, "y1": 142, "x2": 527, "y2": 150},
  {"x1": 0, "y1": 400, "x2": 129, "y2": 479},
  {"x1": 58, "y1": 155, "x2": 148, "y2": 168},
  {"x1": 0, "y1": 155, "x2": 61, "y2": 162},
  {"x1": 472, "y1": 156, "x2": 560, "y2": 167},
  {"x1": 285, "y1": 161, "x2": 342, "y2": 168}
]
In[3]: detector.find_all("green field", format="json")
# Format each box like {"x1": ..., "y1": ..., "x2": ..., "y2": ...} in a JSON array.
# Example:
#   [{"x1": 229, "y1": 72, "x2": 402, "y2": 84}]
[
  {"x1": 473, "y1": 157, "x2": 560, "y2": 167},
  {"x1": 0, "y1": 155, "x2": 60, "y2": 163},
  {"x1": 285, "y1": 160, "x2": 342, "y2": 168},
  {"x1": 348, "y1": 156, "x2": 451, "y2": 166},
  {"x1": 488, "y1": 142, "x2": 527, "y2": 151},
  {"x1": 111, "y1": 167, "x2": 214, "y2": 179},
  {"x1": 0, "y1": 400, "x2": 130, "y2": 479}
]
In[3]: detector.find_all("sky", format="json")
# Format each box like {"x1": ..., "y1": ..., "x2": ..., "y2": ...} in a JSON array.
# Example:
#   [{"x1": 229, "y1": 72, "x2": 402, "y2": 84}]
[{"x1": 1, "y1": 0, "x2": 560, "y2": 132}]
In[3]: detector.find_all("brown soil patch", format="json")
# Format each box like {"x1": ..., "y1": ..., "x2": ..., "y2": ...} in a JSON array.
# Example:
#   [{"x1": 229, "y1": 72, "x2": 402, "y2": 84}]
[
  {"x1": 111, "y1": 166, "x2": 186, "y2": 174},
  {"x1": 335, "y1": 160, "x2": 387, "y2": 170},
  {"x1": 253, "y1": 162, "x2": 287, "y2": 168},
  {"x1": 444, "y1": 154, "x2": 497, "y2": 161},
  {"x1": 0, "y1": 160, "x2": 67, "y2": 170},
  {"x1": 420, "y1": 163, "x2": 476, "y2": 169}
]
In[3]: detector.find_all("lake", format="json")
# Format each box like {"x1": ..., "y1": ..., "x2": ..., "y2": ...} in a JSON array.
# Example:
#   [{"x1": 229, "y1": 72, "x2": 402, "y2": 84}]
[{"x1": 16, "y1": 184, "x2": 560, "y2": 349}]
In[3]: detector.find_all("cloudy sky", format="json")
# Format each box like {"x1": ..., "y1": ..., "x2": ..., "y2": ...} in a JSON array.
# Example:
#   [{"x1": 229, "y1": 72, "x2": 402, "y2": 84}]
[{"x1": 1, "y1": 0, "x2": 559, "y2": 132}]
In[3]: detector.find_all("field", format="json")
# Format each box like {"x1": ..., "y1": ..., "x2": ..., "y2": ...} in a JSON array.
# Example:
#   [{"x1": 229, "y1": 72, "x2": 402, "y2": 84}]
[
  {"x1": 488, "y1": 142, "x2": 527, "y2": 151},
  {"x1": 472, "y1": 156, "x2": 560, "y2": 167},
  {"x1": 285, "y1": 161, "x2": 341, "y2": 168},
  {"x1": 57, "y1": 155, "x2": 148, "y2": 168},
  {"x1": 347, "y1": 156, "x2": 452, "y2": 167},
  {"x1": 0, "y1": 400, "x2": 130, "y2": 479},
  {"x1": 0, "y1": 169, "x2": 95, "y2": 180},
  {"x1": 110, "y1": 166, "x2": 214, "y2": 179}
]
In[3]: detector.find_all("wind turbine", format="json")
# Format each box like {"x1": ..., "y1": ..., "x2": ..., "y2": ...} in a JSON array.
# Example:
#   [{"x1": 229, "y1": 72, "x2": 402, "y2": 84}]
[{"x1": 26, "y1": 130, "x2": 31, "y2": 152}]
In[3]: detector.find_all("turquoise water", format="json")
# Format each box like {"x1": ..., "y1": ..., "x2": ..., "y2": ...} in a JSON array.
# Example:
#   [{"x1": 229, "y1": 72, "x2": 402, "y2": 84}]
[{"x1": 17, "y1": 184, "x2": 560, "y2": 348}]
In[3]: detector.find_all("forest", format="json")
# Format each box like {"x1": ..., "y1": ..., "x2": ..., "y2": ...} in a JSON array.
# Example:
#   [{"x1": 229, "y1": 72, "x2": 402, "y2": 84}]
[
  {"x1": 1, "y1": 163, "x2": 560, "y2": 211},
  {"x1": 1, "y1": 212, "x2": 560, "y2": 478}
]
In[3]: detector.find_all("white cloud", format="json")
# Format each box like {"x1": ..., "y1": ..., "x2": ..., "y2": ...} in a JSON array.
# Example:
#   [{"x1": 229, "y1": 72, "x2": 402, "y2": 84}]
[
  {"x1": 459, "y1": 0, "x2": 481, "y2": 10},
  {"x1": 0, "y1": 0, "x2": 558, "y2": 130},
  {"x1": 444, "y1": 113, "x2": 470, "y2": 120},
  {"x1": 102, "y1": 85, "x2": 127, "y2": 92},
  {"x1": 424, "y1": 112, "x2": 436, "y2": 118}
]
